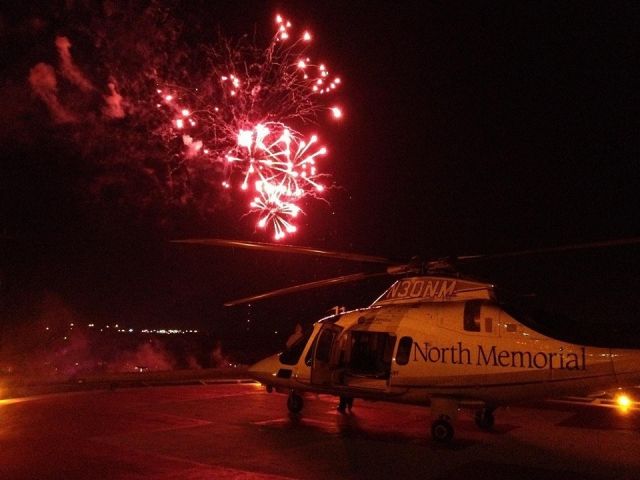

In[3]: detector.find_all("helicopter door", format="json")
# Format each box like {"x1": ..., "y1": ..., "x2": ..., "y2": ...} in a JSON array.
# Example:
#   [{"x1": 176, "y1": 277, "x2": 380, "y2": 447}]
[
  {"x1": 310, "y1": 324, "x2": 343, "y2": 386},
  {"x1": 345, "y1": 331, "x2": 397, "y2": 386}
]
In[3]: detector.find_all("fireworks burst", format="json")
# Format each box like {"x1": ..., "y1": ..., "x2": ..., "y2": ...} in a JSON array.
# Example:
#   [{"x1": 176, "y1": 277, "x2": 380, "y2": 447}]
[{"x1": 156, "y1": 13, "x2": 344, "y2": 239}]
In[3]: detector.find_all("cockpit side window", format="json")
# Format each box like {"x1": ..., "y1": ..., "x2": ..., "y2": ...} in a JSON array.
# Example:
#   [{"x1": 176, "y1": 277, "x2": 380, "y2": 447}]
[{"x1": 464, "y1": 300, "x2": 482, "y2": 332}]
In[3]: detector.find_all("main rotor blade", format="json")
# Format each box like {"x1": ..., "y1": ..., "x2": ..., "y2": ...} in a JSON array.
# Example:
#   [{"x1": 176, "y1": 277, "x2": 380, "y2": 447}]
[
  {"x1": 458, "y1": 237, "x2": 640, "y2": 262},
  {"x1": 172, "y1": 238, "x2": 392, "y2": 264},
  {"x1": 224, "y1": 271, "x2": 390, "y2": 307}
]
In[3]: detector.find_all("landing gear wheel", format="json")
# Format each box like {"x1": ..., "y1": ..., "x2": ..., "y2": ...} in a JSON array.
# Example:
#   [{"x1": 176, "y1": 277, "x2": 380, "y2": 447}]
[
  {"x1": 431, "y1": 418, "x2": 454, "y2": 443},
  {"x1": 474, "y1": 407, "x2": 495, "y2": 431},
  {"x1": 287, "y1": 392, "x2": 304, "y2": 413}
]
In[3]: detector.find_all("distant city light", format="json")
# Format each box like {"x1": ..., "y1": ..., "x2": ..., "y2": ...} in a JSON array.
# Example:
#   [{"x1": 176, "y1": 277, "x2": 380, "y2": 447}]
[
  {"x1": 139, "y1": 329, "x2": 199, "y2": 334},
  {"x1": 37, "y1": 323, "x2": 202, "y2": 337}
]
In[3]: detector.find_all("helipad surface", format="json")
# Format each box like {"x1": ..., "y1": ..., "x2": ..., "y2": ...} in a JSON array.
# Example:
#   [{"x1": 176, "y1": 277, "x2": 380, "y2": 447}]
[{"x1": 1, "y1": 383, "x2": 639, "y2": 479}]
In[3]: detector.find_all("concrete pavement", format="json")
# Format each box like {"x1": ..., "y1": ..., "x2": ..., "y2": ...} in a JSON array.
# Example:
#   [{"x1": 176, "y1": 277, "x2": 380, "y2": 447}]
[{"x1": 1, "y1": 383, "x2": 639, "y2": 479}]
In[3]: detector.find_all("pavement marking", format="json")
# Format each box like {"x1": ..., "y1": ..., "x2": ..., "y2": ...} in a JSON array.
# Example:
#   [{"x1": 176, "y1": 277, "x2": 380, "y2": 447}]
[
  {"x1": 96, "y1": 439, "x2": 299, "y2": 480},
  {"x1": 548, "y1": 397, "x2": 640, "y2": 410},
  {"x1": 253, "y1": 416, "x2": 338, "y2": 430},
  {"x1": 202, "y1": 391, "x2": 265, "y2": 399},
  {"x1": 141, "y1": 388, "x2": 266, "y2": 406},
  {"x1": 0, "y1": 388, "x2": 101, "y2": 405}
]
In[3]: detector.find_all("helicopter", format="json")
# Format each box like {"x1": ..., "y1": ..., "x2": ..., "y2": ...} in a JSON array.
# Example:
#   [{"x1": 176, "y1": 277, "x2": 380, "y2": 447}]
[{"x1": 173, "y1": 237, "x2": 640, "y2": 442}]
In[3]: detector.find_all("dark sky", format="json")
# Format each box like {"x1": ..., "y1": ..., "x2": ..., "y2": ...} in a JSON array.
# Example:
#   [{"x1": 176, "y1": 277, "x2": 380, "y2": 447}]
[{"x1": 1, "y1": 1, "x2": 638, "y2": 349}]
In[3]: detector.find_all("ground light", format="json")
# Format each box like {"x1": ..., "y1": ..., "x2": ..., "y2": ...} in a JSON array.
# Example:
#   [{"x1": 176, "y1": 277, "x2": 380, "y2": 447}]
[{"x1": 615, "y1": 393, "x2": 632, "y2": 413}]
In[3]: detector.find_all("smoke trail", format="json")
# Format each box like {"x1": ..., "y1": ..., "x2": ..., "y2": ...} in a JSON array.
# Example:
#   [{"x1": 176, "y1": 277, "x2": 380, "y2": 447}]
[
  {"x1": 28, "y1": 62, "x2": 76, "y2": 123},
  {"x1": 55, "y1": 36, "x2": 95, "y2": 92},
  {"x1": 102, "y1": 81, "x2": 126, "y2": 119}
]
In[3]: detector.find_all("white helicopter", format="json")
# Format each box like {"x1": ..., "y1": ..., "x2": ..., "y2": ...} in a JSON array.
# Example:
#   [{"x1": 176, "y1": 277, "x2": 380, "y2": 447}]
[{"x1": 174, "y1": 237, "x2": 640, "y2": 442}]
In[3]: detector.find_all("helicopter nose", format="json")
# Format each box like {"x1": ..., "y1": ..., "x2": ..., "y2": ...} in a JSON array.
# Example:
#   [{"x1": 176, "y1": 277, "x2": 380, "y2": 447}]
[{"x1": 248, "y1": 354, "x2": 281, "y2": 384}]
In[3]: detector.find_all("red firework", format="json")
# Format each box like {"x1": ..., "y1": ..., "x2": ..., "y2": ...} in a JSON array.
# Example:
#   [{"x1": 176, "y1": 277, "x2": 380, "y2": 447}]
[{"x1": 156, "y1": 13, "x2": 343, "y2": 239}]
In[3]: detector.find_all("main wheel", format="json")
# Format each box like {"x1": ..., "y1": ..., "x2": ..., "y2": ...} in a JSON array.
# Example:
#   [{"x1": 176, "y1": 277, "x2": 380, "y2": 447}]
[
  {"x1": 287, "y1": 392, "x2": 304, "y2": 413},
  {"x1": 474, "y1": 407, "x2": 495, "y2": 430},
  {"x1": 431, "y1": 419, "x2": 454, "y2": 443}
]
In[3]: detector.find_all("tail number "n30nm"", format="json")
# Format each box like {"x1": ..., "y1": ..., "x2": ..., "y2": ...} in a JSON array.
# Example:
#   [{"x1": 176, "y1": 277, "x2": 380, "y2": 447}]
[{"x1": 384, "y1": 279, "x2": 457, "y2": 301}]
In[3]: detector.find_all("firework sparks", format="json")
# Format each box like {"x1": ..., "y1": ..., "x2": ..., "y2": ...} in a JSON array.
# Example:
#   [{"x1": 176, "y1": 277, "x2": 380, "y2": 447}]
[
  {"x1": 156, "y1": 13, "x2": 344, "y2": 239},
  {"x1": 225, "y1": 123, "x2": 326, "y2": 195}
]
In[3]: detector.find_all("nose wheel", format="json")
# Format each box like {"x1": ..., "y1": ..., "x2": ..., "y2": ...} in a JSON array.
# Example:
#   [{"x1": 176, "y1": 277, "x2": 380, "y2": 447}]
[{"x1": 287, "y1": 391, "x2": 304, "y2": 413}]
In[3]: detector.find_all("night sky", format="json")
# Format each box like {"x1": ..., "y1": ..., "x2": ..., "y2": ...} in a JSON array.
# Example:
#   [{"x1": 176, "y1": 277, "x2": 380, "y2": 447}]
[{"x1": 1, "y1": 1, "x2": 638, "y2": 351}]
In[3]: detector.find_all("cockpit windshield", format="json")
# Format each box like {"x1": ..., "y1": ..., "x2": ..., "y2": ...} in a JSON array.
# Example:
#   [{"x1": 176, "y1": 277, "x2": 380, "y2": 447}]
[{"x1": 279, "y1": 328, "x2": 313, "y2": 365}]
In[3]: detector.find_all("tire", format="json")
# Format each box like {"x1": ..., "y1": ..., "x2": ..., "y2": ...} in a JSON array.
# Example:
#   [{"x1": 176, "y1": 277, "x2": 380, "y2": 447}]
[
  {"x1": 287, "y1": 392, "x2": 303, "y2": 413},
  {"x1": 431, "y1": 419, "x2": 454, "y2": 443}
]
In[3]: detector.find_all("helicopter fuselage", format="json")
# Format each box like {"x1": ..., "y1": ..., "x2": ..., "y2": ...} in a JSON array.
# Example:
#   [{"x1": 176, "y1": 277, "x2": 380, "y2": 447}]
[{"x1": 248, "y1": 276, "x2": 640, "y2": 440}]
